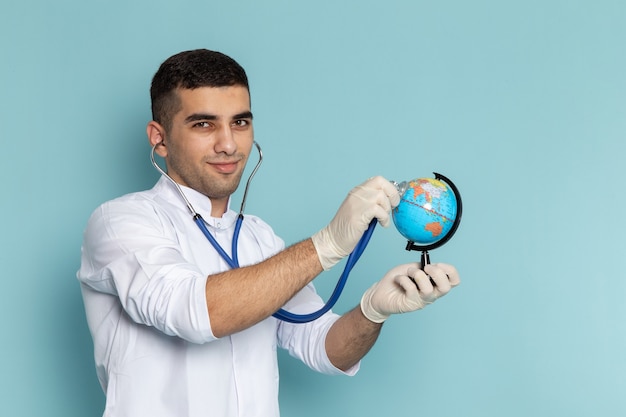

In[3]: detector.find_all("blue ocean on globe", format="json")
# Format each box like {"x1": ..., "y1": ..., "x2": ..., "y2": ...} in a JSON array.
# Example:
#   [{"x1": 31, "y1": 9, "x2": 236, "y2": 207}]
[{"x1": 392, "y1": 178, "x2": 458, "y2": 245}]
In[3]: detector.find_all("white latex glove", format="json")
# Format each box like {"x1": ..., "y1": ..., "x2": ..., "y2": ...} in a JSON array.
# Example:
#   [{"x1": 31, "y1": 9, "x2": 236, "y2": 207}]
[
  {"x1": 360, "y1": 262, "x2": 460, "y2": 323},
  {"x1": 312, "y1": 176, "x2": 400, "y2": 270}
]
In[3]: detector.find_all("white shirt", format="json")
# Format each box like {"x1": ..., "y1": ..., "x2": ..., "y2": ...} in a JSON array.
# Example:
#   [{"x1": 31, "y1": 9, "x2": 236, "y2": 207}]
[{"x1": 77, "y1": 176, "x2": 358, "y2": 417}]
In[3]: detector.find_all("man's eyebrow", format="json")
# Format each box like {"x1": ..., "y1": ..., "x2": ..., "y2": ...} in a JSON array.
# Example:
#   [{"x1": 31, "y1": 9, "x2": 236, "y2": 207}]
[
  {"x1": 184, "y1": 113, "x2": 218, "y2": 124},
  {"x1": 183, "y1": 111, "x2": 253, "y2": 124},
  {"x1": 233, "y1": 111, "x2": 254, "y2": 120}
]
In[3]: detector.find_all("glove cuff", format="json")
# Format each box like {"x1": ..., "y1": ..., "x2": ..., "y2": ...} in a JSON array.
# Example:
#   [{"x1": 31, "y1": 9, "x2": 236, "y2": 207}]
[
  {"x1": 311, "y1": 228, "x2": 342, "y2": 271},
  {"x1": 360, "y1": 284, "x2": 389, "y2": 323}
]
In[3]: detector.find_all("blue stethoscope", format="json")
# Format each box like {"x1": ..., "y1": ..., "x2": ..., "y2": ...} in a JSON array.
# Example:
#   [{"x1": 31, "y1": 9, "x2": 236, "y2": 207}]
[{"x1": 151, "y1": 141, "x2": 376, "y2": 323}]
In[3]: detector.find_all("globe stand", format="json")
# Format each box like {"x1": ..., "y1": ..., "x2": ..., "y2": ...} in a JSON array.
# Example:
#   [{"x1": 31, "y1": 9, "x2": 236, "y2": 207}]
[
  {"x1": 403, "y1": 172, "x2": 463, "y2": 270},
  {"x1": 403, "y1": 242, "x2": 431, "y2": 269}
]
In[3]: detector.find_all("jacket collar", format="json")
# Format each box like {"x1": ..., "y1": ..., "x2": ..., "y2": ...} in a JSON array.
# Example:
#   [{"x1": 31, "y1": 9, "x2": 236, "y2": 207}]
[{"x1": 155, "y1": 175, "x2": 238, "y2": 229}]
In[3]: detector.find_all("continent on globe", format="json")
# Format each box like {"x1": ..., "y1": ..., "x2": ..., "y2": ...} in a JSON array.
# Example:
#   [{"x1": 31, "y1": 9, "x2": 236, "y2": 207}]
[{"x1": 424, "y1": 221, "x2": 443, "y2": 237}]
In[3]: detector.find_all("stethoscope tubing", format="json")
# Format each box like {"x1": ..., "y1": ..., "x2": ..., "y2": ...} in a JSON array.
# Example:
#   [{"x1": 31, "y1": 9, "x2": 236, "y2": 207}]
[
  {"x1": 273, "y1": 219, "x2": 377, "y2": 323},
  {"x1": 194, "y1": 214, "x2": 241, "y2": 269},
  {"x1": 151, "y1": 141, "x2": 373, "y2": 324},
  {"x1": 194, "y1": 213, "x2": 376, "y2": 323}
]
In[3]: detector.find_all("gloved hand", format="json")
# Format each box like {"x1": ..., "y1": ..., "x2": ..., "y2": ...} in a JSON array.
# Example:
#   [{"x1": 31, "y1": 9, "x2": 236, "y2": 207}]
[
  {"x1": 360, "y1": 262, "x2": 460, "y2": 323},
  {"x1": 312, "y1": 176, "x2": 400, "y2": 270}
]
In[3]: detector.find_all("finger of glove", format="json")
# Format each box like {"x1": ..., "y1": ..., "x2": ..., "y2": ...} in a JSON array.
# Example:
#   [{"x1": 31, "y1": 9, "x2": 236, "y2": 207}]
[
  {"x1": 356, "y1": 176, "x2": 400, "y2": 207},
  {"x1": 340, "y1": 191, "x2": 388, "y2": 231},
  {"x1": 423, "y1": 264, "x2": 453, "y2": 294},
  {"x1": 350, "y1": 183, "x2": 394, "y2": 211},
  {"x1": 361, "y1": 203, "x2": 392, "y2": 228},
  {"x1": 432, "y1": 263, "x2": 461, "y2": 286},
  {"x1": 379, "y1": 263, "x2": 421, "y2": 286},
  {"x1": 393, "y1": 274, "x2": 426, "y2": 311},
  {"x1": 370, "y1": 175, "x2": 401, "y2": 208},
  {"x1": 407, "y1": 267, "x2": 439, "y2": 302}
]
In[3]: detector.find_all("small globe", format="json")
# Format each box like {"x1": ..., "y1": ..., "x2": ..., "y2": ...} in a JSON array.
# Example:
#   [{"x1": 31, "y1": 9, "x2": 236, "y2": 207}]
[{"x1": 392, "y1": 177, "x2": 459, "y2": 246}]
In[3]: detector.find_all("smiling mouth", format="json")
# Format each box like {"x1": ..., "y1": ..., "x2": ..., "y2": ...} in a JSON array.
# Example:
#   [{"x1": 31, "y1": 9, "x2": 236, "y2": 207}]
[{"x1": 210, "y1": 161, "x2": 239, "y2": 174}]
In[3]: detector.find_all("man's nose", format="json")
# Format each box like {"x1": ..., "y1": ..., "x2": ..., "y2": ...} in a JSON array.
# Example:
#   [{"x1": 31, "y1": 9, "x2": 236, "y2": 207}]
[{"x1": 214, "y1": 125, "x2": 236, "y2": 155}]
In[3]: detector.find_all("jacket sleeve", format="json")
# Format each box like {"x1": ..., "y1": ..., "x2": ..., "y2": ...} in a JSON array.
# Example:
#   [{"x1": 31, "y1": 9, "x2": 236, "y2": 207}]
[
  {"x1": 77, "y1": 199, "x2": 214, "y2": 344},
  {"x1": 276, "y1": 285, "x2": 360, "y2": 376}
]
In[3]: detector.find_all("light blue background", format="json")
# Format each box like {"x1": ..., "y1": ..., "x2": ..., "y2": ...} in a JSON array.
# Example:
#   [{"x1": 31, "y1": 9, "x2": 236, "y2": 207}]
[{"x1": 2, "y1": 1, "x2": 625, "y2": 416}]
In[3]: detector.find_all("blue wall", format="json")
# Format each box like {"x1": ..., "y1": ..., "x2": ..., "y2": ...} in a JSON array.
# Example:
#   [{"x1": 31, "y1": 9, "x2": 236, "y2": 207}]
[{"x1": 2, "y1": 1, "x2": 625, "y2": 415}]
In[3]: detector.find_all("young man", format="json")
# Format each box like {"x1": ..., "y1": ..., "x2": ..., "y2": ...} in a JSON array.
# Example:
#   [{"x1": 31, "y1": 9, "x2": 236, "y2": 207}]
[{"x1": 77, "y1": 49, "x2": 460, "y2": 416}]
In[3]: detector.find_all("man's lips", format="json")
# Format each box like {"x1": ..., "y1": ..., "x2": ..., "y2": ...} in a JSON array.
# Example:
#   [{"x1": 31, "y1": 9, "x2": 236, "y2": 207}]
[{"x1": 209, "y1": 160, "x2": 239, "y2": 174}]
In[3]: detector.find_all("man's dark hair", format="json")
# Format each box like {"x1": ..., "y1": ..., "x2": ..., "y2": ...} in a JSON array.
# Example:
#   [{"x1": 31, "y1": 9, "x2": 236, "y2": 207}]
[{"x1": 150, "y1": 49, "x2": 250, "y2": 131}]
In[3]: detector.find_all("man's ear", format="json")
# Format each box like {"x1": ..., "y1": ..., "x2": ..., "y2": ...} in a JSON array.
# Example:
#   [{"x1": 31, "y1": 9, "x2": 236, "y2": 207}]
[{"x1": 147, "y1": 121, "x2": 168, "y2": 157}]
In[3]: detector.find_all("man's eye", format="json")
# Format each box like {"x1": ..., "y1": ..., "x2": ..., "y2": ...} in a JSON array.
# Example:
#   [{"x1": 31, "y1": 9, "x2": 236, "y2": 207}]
[
  {"x1": 233, "y1": 120, "x2": 250, "y2": 127},
  {"x1": 193, "y1": 122, "x2": 211, "y2": 128}
]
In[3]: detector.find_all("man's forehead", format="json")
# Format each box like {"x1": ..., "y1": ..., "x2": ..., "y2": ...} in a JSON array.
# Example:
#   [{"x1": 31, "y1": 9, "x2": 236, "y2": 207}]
[{"x1": 175, "y1": 86, "x2": 251, "y2": 115}]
